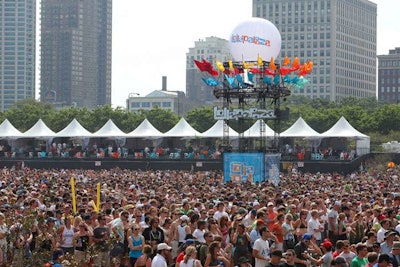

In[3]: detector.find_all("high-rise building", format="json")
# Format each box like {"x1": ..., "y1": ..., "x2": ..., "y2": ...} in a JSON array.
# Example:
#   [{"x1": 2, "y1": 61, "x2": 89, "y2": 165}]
[
  {"x1": 186, "y1": 36, "x2": 231, "y2": 106},
  {"x1": 40, "y1": 0, "x2": 112, "y2": 108},
  {"x1": 378, "y1": 47, "x2": 400, "y2": 104},
  {"x1": 253, "y1": 0, "x2": 377, "y2": 100},
  {"x1": 0, "y1": 0, "x2": 36, "y2": 112}
]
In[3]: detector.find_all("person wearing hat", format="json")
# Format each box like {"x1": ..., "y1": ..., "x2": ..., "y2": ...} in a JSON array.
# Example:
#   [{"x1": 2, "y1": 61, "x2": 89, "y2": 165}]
[
  {"x1": 266, "y1": 250, "x2": 284, "y2": 267},
  {"x1": 350, "y1": 243, "x2": 368, "y2": 267},
  {"x1": 177, "y1": 215, "x2": 191, "y2": 247},
  {"x1": 380, "y1": 230, "x2": 398, "y2": 255},
  {"x1": 390, "y1": 241, "x2": 400, "y2": 267},
  {"x1": 304, "y1": 239, "x2": 331, "y2": 267},
  {"x1": 294, "y1": 233, "x2": 320, "y2": 267},
  {"x1": 152, "y1": 243, "x2": 172, "y2": 267}
]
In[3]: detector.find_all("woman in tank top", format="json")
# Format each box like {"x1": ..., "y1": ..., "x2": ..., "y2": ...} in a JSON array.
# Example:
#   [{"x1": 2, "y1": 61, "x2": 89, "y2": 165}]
[
  {"x1": 128, "y1": 224, "x2": 145, "y2": 267},
  {"x1": 58, "y1": 216, "x2": 75, "y2": 254},
  {"x1": 74, "y1": 222, "x2": 92, "y2": 266}
]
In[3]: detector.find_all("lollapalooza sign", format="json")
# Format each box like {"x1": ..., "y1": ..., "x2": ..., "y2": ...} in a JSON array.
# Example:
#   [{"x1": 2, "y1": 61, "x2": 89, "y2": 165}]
[{"x1": 214, "y1": 106, "x2": 275, "y2": 120}]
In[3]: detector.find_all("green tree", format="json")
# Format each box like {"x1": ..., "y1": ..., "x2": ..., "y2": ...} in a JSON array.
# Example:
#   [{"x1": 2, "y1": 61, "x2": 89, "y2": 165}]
[
  {"x1": 186, "y1": 106, "x2": 214, "y2": 132},
  {"x1": 4, "y1": 99, "x2": 56, "y2": 131},
  {"x1": 140, "y1": 107, "x2": 179, "y2": 133}
]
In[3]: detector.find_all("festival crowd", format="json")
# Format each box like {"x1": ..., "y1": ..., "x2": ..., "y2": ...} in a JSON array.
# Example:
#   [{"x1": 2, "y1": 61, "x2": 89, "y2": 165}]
[{"x1": 0, "y1": 161, "x2": 398, "y2": 267}]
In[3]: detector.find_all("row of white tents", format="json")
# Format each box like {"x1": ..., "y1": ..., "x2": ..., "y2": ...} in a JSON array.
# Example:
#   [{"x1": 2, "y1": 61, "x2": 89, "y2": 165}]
[{"x1": 0, "y1": 116, "x2": 370, "y2": 154}]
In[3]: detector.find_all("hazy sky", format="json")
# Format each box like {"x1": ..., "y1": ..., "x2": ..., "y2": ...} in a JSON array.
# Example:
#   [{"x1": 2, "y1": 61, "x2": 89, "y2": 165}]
[{"x1": 37, "y1": 1, "x2": 400, "y2": 107}]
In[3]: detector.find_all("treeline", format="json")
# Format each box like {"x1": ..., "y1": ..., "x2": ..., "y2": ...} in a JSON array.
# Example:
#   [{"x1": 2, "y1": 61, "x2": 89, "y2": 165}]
[{"x1": 1, "y1": 97, "x2": 399, "y2": 151}]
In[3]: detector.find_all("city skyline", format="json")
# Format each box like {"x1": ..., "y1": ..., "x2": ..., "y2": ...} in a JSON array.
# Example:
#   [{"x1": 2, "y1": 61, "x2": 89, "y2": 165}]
[{"x1": 33, "y1": 0, "x2": 400, "y2": 108}]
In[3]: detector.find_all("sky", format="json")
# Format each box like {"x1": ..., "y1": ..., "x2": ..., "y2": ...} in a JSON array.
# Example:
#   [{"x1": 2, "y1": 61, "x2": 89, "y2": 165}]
[{"x1": 37, "y1": 1, "x2": 400, "y2": 108}]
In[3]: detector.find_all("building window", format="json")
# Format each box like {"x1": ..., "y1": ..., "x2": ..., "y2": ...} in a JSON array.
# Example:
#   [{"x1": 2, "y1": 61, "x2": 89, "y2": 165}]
[{"x1": 142, "y1": 102, "x2": 150, "y2": 108}]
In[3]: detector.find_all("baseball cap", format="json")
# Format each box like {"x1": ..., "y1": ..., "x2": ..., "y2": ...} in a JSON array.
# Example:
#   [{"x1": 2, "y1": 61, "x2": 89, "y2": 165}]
[
  {"x1": 302, "y1": 233, "x2": 312, "y2": 240},
  {"x1": 320, "y1": 239, "x2": 333, "y2": 249},
  {"x1": 180, "y1": 215, "x2": 189, "y2": 221},
  {"x1": 157, "y1": 243, "x2": 172, "y2": 251},
  {"x1": 385, "y1": 230, "x2": 398, "y2": 239}
]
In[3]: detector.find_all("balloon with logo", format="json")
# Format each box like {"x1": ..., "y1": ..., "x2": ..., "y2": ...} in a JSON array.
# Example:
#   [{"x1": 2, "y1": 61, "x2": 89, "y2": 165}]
[{"x1": 229, "y1": 18, "x2": 282, "y2": 61}]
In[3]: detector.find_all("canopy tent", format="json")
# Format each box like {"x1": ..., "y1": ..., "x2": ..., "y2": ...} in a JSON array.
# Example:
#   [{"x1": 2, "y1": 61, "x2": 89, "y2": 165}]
[
  {"x1": 319, "y1": 116, "x2": 368, "y2": 139},
  {"x1": 91, "y1": 119, "x2": 127, "y2": 138},
  {"x1": 125, "y1": 118, "x2": 164, "y2": 139},
  {"x1": 199, "y1": 120, "x2": 239, "y2": 138},
  {"x1": 319, "y1": 116, "x2": 370, "y2": 155},
  {"x1": 0, "y1": 119, "x2": 24, "y2": 139},
  {"x1": 242, "y1": 119, "x2": 275, "y2": 138},
  {"x1": 22, "y1": 119, "x2": 56, "y2": 139},
  {"x1": 54, "y1": 118, "x2": 93, "y2": 138},
  {"x1": 280, "y1": 117, "x2": 321, "y2": 138},
  {"x1": 163, "y1": 117, "x2": 201, "y2": 138}
]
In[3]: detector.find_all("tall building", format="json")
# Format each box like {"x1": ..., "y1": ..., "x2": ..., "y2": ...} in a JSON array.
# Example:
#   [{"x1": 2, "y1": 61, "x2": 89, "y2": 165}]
[
  {"x1": 0, "y1": 0, "x2": 36, "y2": 112},
  {"x1": 40, "y1": 0, "x2": 112, "y2": 108},
  {"x1": 253, "y1": 0, "x2": 377, "y2": 100},
  {"x1": 186, "y1": 36, "x2": 231, "y2": 106},
  {"x1": 378, "y1": 48, "x2": 400, "y2": 104}
]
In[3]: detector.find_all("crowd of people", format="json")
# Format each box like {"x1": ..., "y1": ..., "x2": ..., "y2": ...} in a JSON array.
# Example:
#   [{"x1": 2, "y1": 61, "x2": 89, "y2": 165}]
[{"x1": 0, "y1": 160, "x2": 398, "y2": 267}]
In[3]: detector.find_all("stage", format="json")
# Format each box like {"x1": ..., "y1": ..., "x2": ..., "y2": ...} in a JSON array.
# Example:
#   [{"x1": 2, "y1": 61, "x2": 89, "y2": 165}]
[{"x1": 0, "y1": 153, "x2": 381, "y2": 174}]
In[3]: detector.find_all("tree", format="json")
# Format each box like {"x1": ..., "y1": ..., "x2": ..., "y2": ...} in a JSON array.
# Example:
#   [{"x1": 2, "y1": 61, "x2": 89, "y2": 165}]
[
  {"x1": 186, "y1": 106, "x2": 214, "y2": 133},
  {"x1": 139, "y1": 107, "x2": 179, "y2": 133},
  {"x1": 4, "y1": 99, "x2": 56, "y2": 131}
]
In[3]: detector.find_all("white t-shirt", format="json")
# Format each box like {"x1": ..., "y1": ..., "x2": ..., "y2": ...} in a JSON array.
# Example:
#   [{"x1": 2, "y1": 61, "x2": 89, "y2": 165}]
[
  {"x1": 253, "y1": 238, "x2": 270, "y2": 267},
  {"x1": 307, "y1": 217, "x2": 322, "y2": 240},
  {"x1": 192, "y1": 229, "x2": 206, "y2": 243}
]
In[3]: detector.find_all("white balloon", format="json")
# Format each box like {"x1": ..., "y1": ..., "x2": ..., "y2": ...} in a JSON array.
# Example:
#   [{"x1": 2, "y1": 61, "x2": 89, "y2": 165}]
[{"x1": 229, "y1": 18, "x2": 282, "y2": 61}]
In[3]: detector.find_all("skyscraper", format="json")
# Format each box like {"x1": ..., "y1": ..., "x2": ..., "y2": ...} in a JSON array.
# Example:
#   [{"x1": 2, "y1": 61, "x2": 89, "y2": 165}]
[
  {"x1": 40, "y1": 0, "x2": 112, "y2": 108},
  {"x1": 186, "y1": 36, "x2": 231, "y2": 106},
  {"x1": 378, "y1": 47, "x2": 400, "y2": 104},
  {"x1": 253, "y1": 0, "x2": 377, "y2": 100},
  {"x1": 0, "y1": 0, "x2": 36, "y2": 112}
]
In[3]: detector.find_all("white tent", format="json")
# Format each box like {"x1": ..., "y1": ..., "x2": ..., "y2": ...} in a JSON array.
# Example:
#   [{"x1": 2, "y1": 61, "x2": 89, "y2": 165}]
[
  {"x1": 200, "y1": 120, "x2": 239, "y2": 138},
  {"x1": 0, "y1": 119, "x2": 24, "y2": 139},
  {"x1": 125, "y1": 118, "x2": 164, "y2": 139},
  {"x1": 319, "y1": 116, "x2": 368, "y2": 139},
  {"x1": 242, "y1": 119, "x2": 275, "y2": 138},
  {"x1": 91, "y1": 119, "x2": 127, "y2": 138},
  {"x1": 319, "y1": 116, "x2": 370, "y2": 155},
  {"x1": 280, "y1": 117, "x2": 321, "y2": 138},
  {"x1": 22, "y1": 119, "x2": 56, "y2": 139},
  {"x1": 54, "y1": 118, "x2": 93, "y2": 138},
  {"x1": 164, "y1": 117, "x2": 201, "y2": 138}
]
